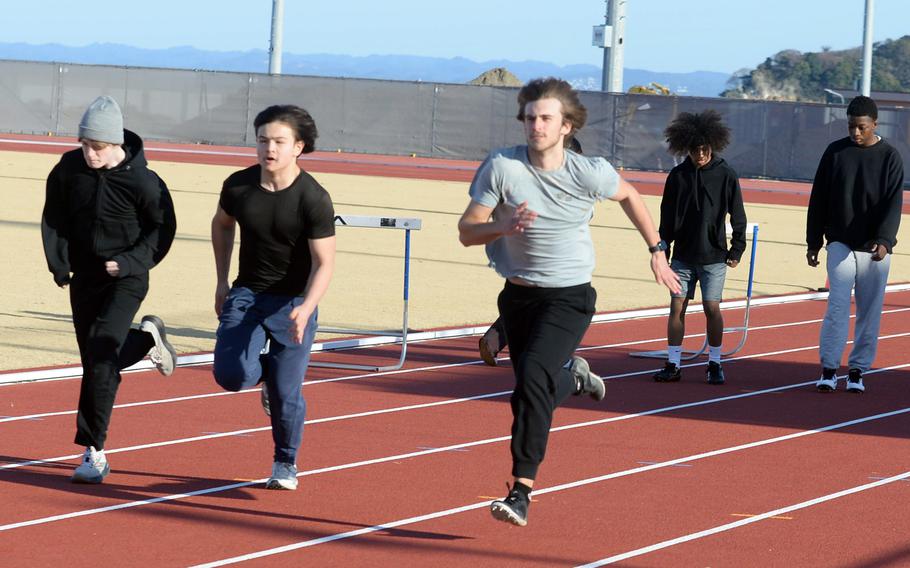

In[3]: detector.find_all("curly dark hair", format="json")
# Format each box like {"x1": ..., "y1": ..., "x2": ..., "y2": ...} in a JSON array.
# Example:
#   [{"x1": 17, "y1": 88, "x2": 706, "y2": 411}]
[
  {"x1": 664, "y1": 109, "x2": 731, "y2": 156},
  {"x1": 253, "y1": 105, "x2": 318, "y2": 154}
]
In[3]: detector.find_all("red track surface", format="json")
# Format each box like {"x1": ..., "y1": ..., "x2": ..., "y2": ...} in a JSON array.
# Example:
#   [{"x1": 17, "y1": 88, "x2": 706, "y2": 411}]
[{"x1": 3, "y1": 292, "x2": 910, "y2": 566}]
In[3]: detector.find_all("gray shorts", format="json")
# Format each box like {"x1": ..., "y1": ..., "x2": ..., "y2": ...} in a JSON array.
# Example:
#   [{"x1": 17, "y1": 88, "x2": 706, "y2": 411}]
[{"x1": 671, "y1": 259, "x2": 727, "y2": 301}]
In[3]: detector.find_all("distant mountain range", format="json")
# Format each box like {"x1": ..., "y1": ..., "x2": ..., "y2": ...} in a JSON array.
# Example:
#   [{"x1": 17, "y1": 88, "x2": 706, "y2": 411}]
[{"x1": 0, "y1": 42, "x2": 732, "y2": 98}]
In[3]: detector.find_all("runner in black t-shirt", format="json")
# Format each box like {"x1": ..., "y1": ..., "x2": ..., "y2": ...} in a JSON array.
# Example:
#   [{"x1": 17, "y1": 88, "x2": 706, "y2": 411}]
[{"x1": 211, "y1": 105, "x2": 336, "y2": 490}]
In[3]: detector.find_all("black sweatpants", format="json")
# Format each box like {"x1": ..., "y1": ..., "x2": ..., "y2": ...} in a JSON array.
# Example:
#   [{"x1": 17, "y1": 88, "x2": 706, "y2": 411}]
[
  {"x1": 497, "y1": 281, "x2": 596, "y2": 480},
  {"x1": 69, "y1": 272, "x2": 154, "y2": 450}
]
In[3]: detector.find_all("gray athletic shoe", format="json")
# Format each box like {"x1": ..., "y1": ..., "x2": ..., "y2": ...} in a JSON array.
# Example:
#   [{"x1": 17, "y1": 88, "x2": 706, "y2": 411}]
[
  {"x1": 71, "y1": 446, "x2": 110, "y2": 484},
  {"x1": 265, "y1": 461, "x2": 298, "y2": 490},
  {"x1": 571, "y1": 356, "x2": 605, "y2": 401},
  {"x1": 140, "y1": 315, "x2": 177, "y2": 376}
]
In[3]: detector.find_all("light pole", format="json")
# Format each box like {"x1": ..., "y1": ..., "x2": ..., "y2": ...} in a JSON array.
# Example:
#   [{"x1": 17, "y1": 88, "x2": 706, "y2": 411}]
[
  {"x1": 592, "y1": 0, "x2": 626, "y2": 92},
  {"x1": 860, "y1": 0, "x2": 874, "y2": 96},
  {"x1": 823, "y1": 88, "x2": 845, "y2": 104},
  {"x1": 269, "y1": 0, "x2": 285, "y2": 75}
]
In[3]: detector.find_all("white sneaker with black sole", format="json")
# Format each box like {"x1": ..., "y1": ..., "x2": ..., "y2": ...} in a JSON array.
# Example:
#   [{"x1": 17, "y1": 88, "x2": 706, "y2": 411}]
[
  {"x1": 140, "y1": 315, "x2": 177, "y2": 376},
  {"x1": 846, "y1": 369, "x2": 865, "y2": 393},
  {"x1": 266, "y1": 461, "x2": 298, "y2": 490},
  {"x1": 71, "y1": 446, "x2": 110, "y2": 484},
  {"x1": 815, "y1": 368, "x2": 838, "y2": 392}
]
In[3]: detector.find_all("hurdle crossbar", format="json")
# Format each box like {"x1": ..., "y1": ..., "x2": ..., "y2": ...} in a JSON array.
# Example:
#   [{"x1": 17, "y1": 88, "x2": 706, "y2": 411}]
[
  {"x1": 630, "y1": 223, "x2": 759, "y2": 361},
  {"x1": 309, "y1": 214, "x2": 422, "y2": 371}
]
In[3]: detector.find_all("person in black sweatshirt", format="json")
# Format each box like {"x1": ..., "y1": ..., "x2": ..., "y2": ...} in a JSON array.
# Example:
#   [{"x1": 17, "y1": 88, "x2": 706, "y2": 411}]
[
  {"x1": 653, "y1": 110, "x2": 747, "y2": 385},
  {"x1": 42, "y1": 96, "x2": 177, "y2": 484},
  {"x1": 807, "y1": 95, "x2": 904, "y2": 394}
]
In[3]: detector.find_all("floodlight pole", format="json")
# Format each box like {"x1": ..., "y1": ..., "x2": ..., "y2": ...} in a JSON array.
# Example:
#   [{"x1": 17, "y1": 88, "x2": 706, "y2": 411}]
[
  {"x1": 860, "y1": 0, "x2": 874, "y2": 96},
  {"x1": 600, "y1": 0, "x2": 626, "y2": 93},
  {"x1": 269, "y1": 0, "x2": 285, "y2": 75}
]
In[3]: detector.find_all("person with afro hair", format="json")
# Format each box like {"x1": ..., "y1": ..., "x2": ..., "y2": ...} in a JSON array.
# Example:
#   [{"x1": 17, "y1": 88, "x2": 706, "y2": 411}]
[
  {"x1": 653, "y1": 110, "x2": 747, "y2": 385},
  {"x1": 807, "y1": 95, "x2": 904, "y2": 394}
]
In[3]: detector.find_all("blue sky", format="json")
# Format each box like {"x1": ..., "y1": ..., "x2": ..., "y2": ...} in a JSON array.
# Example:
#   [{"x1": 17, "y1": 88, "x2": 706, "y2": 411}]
[{"x1": 5, "y1": 0, "x2": 908, "y2": 73}]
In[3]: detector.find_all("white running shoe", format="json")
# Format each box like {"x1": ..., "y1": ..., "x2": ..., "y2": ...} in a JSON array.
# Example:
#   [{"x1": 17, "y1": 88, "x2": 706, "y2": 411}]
[
  {"x1": 140, "y1": 315, "x2": 177, "y2": 376},
  {"x1": 71, "y1": 446, "x2": 110, "y2": 484},
  {"x1": 815, "y1": 369, "x2": 838, "y2": 392},
  {"x1": 266, "y1": 462, "x2": 298, "y2": 490},
  {"x1": 846, "y1": 369, "x2": 865, "y2": 393}
]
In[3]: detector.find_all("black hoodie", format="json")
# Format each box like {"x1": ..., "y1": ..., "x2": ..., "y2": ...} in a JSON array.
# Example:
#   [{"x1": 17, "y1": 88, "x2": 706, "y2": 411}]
[
  {"x1": 658, "y1": 156, "x2": 747, "y2": 264},
  {"x1": 806, "y1": 136, "x2": 904, "y2": 254},
  {"x1": 41, "y1": 129, "x2": 177, "y2": 285}
]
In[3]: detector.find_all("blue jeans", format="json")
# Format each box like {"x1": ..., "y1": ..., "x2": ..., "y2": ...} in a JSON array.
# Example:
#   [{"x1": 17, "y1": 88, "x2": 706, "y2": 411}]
[
  {"x1": 213, "y1": 287, "x2": 318, "y2": 464},
  {"x1": 670, "y1": 259, "x2": 727, "y2": 301},
  {"x1": 819, "y1": 242, "x2": 891, "y2": 372}
]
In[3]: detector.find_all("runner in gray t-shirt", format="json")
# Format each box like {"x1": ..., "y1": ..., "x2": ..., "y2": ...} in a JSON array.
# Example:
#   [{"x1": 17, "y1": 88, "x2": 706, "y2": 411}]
[{"x1": 458, "y1": 78, "x2": 680, "y2": 527}]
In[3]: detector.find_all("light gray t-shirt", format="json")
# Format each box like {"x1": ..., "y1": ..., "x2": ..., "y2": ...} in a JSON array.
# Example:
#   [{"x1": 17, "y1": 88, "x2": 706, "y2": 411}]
[{"x1": 469, "y1": 145, "x2": 620, "y2": 287}]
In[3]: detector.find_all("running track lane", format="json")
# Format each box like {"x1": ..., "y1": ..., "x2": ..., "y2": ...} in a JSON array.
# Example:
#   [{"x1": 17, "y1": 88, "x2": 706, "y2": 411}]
[{"x1": 1, "y1": 292, "x2": 909, "y2": 566}]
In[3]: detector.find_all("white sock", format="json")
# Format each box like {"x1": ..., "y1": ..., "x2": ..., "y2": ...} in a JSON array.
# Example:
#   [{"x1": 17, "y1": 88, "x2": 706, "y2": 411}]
[
  {"x1": 709, "y1": 345, "x2": 722, "y2": 364},
  {"x1": 668, "y1": 345, "x2": 682, "y2": 366}
]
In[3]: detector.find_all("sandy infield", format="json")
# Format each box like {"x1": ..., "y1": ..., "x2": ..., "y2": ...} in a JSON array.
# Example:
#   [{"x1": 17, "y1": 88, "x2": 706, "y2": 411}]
[{"x1": 2, "y1": 149, "x2": 908, "y2": 371}]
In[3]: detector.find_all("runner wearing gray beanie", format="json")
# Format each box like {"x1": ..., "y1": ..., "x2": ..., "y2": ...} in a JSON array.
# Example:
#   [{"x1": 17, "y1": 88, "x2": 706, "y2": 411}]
[{"x1": 78, "y1": 95, "x2": 124, "y2": 144}]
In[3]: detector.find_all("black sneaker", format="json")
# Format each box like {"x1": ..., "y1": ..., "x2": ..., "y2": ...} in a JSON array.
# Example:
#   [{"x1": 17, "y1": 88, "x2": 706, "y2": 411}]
[
  {"x1": 706, "y1": 361, "x2": 725, "y2": 385},
  {"x1": 490, "y1": 485, "x2": 529, "y2": 527},
  {"x1": 846, "y1": 368, "x2": 865, "y2": 393},
  {"x1": 816, "y1": 367, "x2": 838, "y2": 392},
  {"x1": 653, "y1": 362, "x2": 681, "y2": 382},
  {"x1": 140, "y1": 315, "x2": 177, "y2": 376},
  {"x1": 570, "y1": 356, "x2": 605, "y2": 401}
]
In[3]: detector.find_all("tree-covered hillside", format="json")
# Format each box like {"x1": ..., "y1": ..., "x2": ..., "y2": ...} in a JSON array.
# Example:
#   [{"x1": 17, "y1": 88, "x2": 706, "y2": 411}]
[{"x1": 722, "y1": 35, "x2": 910, "y2": 101}]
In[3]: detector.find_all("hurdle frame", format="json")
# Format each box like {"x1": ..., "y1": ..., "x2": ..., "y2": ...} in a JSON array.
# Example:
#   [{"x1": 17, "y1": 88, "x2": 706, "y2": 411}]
[
  {"x1": 308, "y1": 214, "x2": 422, "y2": 372},
  {"x1": 630, "y1": 223, "x2": 759, "y2": 361}
]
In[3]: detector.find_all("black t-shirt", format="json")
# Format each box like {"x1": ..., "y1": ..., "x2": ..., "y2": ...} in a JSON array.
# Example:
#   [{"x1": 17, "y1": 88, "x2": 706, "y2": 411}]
[{"x1": 219, "y1": 165, "x2": 335, "y2": 296}]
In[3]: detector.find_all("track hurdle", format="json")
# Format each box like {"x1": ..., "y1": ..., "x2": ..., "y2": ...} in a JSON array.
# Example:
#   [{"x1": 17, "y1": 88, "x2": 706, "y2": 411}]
[
  {"x1": 309, "y1": 214, "x2": 422, "y2": 372},
  {"x1": 630, "y1": 223, "x2": 759, "y2": 360}
]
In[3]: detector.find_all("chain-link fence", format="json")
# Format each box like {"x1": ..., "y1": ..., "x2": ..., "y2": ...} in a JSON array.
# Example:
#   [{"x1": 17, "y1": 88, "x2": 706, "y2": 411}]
[{"x1": 2, "y1": 59, "x2": 908, "y2": 184}]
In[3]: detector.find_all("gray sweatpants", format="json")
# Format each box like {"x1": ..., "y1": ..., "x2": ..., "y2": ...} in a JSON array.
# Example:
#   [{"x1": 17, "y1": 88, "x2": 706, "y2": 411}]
[{"x1": 819, "y1": 241, "x2": 891, "y2": 372}]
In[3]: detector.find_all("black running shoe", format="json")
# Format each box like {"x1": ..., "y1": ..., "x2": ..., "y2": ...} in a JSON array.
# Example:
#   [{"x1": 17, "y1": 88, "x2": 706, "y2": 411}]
[
  {"x1": 653, "y1": 362, "x2": 681, "y2": 382},
  {"x1": 706, "y1": 361, "x2": 725, "y2": 385},
  {"x1": 490, "y1": 485, "x2": 529, "y2": 527}
]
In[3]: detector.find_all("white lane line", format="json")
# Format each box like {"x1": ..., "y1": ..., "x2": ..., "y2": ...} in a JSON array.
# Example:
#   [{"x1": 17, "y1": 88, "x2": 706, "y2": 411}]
[
  {"x1": 4, "y1": 363, "x2": 908, "y2": 535},
  {"x1": 5, "y1": 286, "x2": 908, "y2": 386},
  {"x1": 0, "y1": 390, "x2": 511, "y2": 470},
  {"x1": 4, "y1": 332, "x2": 909, "y2": 473},
  {"x1": 5, "y1": 306, "x2": 908, "y2": 425},
  {"x1": 575, "y1": 470, "x2": 910, "y2": 567},
  {"x1": 189, "y1": 406, "x2": 910, "y2": 567}
]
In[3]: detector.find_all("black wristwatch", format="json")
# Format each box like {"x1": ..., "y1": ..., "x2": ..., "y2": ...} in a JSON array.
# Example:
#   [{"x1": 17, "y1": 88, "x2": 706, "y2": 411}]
[{"x1": 648, "y1": 240, "x2": 669, "y2": 254}]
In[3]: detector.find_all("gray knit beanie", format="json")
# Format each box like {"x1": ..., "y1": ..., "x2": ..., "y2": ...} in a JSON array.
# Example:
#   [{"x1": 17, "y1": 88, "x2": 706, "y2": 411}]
[{"x1": 78, "y1": 96, "x2": 124, "y2": 144}]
